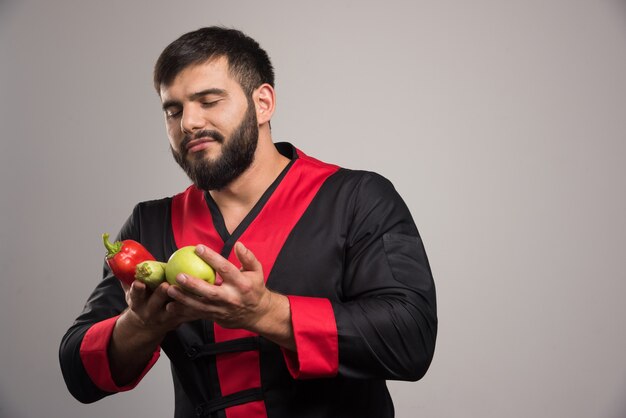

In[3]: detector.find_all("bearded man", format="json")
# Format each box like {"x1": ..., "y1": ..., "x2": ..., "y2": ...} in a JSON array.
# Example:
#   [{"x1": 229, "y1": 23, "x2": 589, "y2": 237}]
[{"x1": 60, "y1": 27, "x2": 437, "y2": 418}]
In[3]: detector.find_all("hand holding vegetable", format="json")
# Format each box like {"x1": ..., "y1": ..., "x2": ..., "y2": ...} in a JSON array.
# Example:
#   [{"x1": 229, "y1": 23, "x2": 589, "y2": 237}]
[
  {"x1": 165, "y1": 243, "x2": 295, "y2": 350},
  {"x1": 135, "y1": 246, "x2": 216, "y2": 290},
  {"x1": 166, "y1": 243, "x2": 278, "y2": 330}
]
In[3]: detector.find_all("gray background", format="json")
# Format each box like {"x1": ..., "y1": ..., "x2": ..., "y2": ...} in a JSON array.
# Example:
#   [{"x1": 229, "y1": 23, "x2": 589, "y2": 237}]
[{"x1": 1, "y1": 1, "x2": 625, "y2": 417}]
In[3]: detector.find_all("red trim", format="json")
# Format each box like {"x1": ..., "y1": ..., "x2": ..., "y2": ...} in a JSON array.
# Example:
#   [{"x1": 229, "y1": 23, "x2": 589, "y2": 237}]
[
  {"x1": 171, "y1": 185, "x2": 224, "y2": 252},
  {"x1": 171, "y1": 148, "x2": 339, "y2": 417},
  {"x1": 79, "y1": 316, "x2": 160, "y2": 392},
  {"x1": 281, "y1": 296, "x2": 339, "y2": 378}
]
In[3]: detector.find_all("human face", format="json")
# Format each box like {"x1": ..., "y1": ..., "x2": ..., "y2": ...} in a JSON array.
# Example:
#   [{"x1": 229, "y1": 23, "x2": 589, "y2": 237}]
[{"x1": 160, "y1": 57, "x2": 259, "y2": 190}]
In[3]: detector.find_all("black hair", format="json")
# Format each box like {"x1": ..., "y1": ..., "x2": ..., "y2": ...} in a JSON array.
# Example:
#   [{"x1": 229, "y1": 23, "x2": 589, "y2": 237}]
[{"x1": 153, "y1": 26, "x2": 275, "y2": 96}]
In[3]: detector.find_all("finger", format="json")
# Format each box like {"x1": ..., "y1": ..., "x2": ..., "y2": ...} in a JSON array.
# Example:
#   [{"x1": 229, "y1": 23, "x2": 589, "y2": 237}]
[
  {"x1": 145, "y1": 282, "x2": 173, "y2": 311},
  {"x1": 171, "y1": 273, "x2": 220, "y2": 300},
  {"x1": 120, "y1": 281, "x2": 131, "y2": 305},
  {"x1": 167, "y1": 277, "x2": 224, "y2": 316},
  {"x1": 234, "y1": 241, "x2": 262, "y2": 273},
  {"x1": 195, "y1": 245, "x2": 241, "y2": 283},
  {"x1": 120, "y1": 281, "x2": 130, "y2": 293},
  {"x1": 166, "y1": 297, "x2": 220, "y2": 318},
  {"x1": 165, "y1": 300, "x2": 203, "y2": 321},
  {"x1": 127, "y1": 280, "x2": 148, "y2": 308}
]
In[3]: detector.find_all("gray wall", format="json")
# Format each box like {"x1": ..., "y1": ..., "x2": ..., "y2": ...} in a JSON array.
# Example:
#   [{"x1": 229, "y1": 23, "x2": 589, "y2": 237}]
[{"x1": 1, "y1": 1, "x2": 625, "y2": 417}]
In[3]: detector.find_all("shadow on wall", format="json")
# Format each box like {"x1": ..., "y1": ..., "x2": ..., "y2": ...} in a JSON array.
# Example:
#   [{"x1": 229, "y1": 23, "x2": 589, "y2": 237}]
[
  {"x1": 613, "y1": 0, "x2": 626, "y2": 23},
  {"x1": 0, "y1": 391, "x2": 15, "y2": 418},
  {"x1": 0, "y1": 0, "x2": 16, "y2": 28}
]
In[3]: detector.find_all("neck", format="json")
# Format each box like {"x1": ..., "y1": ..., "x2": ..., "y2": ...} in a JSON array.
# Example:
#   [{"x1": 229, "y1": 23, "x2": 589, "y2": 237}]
[{"x1": 208, "y1": 132, "x2": 290, "y2": 211}]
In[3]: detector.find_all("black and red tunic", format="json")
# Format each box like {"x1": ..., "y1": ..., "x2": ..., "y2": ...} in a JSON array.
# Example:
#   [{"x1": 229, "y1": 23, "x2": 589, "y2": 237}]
[{"x1": 60, "y1": 143, "x2": 437, "y2": 418}]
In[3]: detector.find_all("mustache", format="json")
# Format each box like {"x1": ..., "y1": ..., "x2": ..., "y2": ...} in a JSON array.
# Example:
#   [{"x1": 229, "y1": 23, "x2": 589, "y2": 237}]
[{"x1": 180, "y1": 130, "x2": 225, "y2": 151}]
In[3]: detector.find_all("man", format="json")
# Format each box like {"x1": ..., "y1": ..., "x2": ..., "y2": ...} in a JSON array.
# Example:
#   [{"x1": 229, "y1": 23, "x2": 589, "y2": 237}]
[{"x1": 60, "y1": 27, "x2": 437, "y2": 418}]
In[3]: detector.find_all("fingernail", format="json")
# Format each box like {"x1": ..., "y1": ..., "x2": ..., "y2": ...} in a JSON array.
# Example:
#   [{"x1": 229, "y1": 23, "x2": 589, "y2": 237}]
[
  {"x1": 196, "y1": 245, "x2": 205, "y2": 254},
  {"x1": 177, "y1": 273, "x2": 187, "y2": 284}
]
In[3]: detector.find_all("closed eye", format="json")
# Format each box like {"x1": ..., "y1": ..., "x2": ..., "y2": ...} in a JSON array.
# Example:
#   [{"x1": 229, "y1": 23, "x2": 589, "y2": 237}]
[
  {"x1": 165, "y1": 108, "x2": 182, "y2": 119},
  {"x1": 201, "y1": 100, "x2": 221, "y2": 108}
]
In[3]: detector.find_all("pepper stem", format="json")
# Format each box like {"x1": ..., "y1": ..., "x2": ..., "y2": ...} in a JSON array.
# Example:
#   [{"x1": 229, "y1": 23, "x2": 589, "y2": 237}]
[{"x1": 102, "y1": 233, "x2": 123, "y2": 258}]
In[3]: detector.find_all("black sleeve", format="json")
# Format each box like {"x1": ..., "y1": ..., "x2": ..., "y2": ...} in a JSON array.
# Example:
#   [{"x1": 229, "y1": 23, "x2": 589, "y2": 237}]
[
  {"x1": 333, "y1": 172, "x2": 437, "y2": 381},
  {"x1": 58, "y1": 206, "x2": 140, "y2": 403}
]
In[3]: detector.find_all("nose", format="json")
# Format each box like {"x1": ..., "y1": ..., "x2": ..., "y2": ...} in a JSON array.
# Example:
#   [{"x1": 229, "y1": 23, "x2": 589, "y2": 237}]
[{"x1": 180, "y1": 105, "x2": 206, "y2": 134}]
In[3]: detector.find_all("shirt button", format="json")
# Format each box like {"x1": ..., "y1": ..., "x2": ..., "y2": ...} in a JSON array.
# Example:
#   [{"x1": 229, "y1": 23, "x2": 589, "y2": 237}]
[{"x1": 187, "y1": 346, "x2": 199, "y2": 358}]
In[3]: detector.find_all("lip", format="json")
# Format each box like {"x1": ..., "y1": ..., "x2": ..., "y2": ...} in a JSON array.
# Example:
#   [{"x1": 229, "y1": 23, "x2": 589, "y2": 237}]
[{"x1": 186, "y1": 137, "x2": 217, "y2": 153}]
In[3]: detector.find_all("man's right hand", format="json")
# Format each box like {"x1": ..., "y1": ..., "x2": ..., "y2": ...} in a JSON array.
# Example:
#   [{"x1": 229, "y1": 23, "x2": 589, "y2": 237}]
[
  {"x1": 109, "y1": 280, "x2": 193, "y2": 386},
  {"x1": 122, "y1": 280, "x2": 190, "y2": 335}
]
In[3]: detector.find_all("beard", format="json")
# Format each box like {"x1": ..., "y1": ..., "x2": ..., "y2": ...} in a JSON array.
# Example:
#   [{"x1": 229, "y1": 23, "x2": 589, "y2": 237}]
[{"x1": 171, "y1": 100, "x2": 259, "y2": 191}]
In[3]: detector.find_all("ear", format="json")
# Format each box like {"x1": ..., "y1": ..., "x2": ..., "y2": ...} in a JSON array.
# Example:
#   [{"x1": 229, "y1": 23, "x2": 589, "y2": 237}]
[{"x1": 253, "y1": 83, "x2": 275, "y2": 125}]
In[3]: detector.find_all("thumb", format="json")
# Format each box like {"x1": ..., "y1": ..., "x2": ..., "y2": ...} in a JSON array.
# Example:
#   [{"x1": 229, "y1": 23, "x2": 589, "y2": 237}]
[{"x1": 235, "y1": 241, "x2": 262, "y2": 273}]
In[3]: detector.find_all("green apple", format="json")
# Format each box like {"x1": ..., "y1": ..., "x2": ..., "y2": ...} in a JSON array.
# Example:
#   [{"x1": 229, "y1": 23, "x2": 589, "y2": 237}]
[{"x1": 165, "y1": 246, "x2": 216, "y2": 285}]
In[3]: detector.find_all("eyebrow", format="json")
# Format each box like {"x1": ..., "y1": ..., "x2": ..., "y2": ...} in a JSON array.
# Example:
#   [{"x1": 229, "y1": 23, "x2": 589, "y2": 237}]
[{"x1": 161, "y1": 88, "x2": 227, "y2": 111}]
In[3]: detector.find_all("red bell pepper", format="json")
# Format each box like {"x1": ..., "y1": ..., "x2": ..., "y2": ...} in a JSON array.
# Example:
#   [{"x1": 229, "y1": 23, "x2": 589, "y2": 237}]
[{"x1": 102, "y1": 233, "x2": 155, "y2": 286}]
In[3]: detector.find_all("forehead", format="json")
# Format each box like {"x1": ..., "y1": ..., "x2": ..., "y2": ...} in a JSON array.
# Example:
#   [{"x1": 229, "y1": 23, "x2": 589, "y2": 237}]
[{"x1": 159, "y1": 56, "x2": 242, "y2": 100}]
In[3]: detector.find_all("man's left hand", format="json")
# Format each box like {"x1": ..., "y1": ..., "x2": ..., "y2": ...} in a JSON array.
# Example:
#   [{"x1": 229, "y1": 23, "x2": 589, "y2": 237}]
[{"x1": 165, "y1": 242, "x2": 277, "y2": 332}]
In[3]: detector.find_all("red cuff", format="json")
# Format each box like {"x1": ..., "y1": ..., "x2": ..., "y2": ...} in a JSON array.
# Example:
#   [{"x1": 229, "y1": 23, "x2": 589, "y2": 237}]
[
  {"x1": 281, "y1": 296, "x2": 338, "y2": 379},
  {"x1": 79, "y1": 316, "x2": 160, "y2": 392}
]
